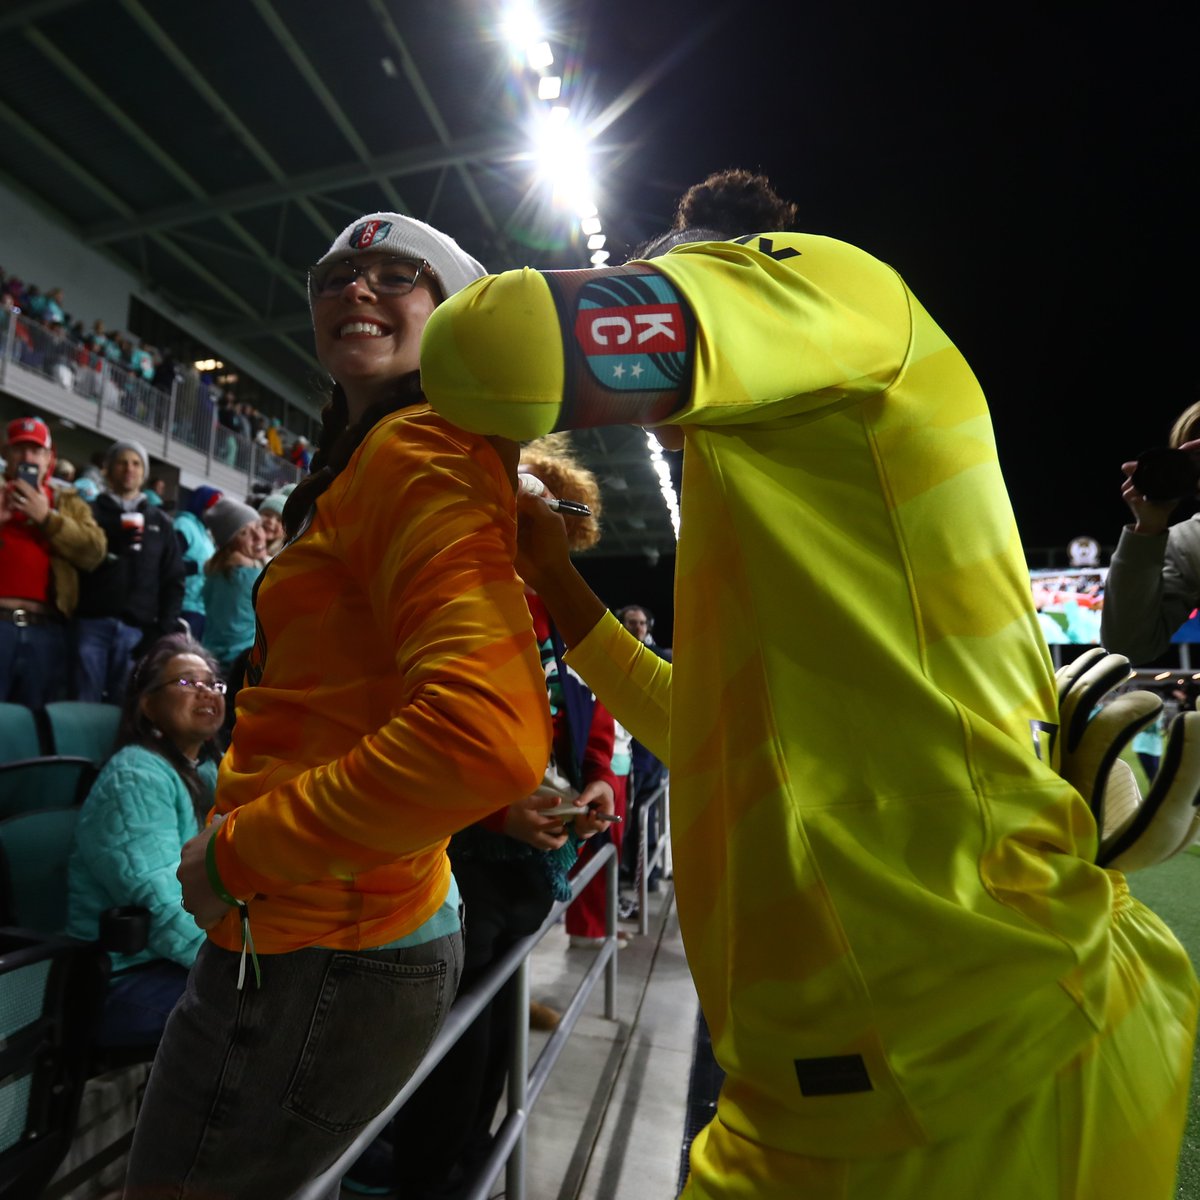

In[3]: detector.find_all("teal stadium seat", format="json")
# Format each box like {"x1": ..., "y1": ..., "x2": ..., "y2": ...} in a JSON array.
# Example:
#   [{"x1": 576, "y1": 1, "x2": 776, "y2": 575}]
[
  {"x1": 0, "y1": 758, "x2": 98, "y2": 820},
  {"x1": 0, "y1": 705, "x2": 42, "y2": 765},
  {"x1": 0, "y1": 930, "x2": 108, "y2": 1198},
  {"x1": 43, "y1": 703, "x2": 121, "y2": 765},
  {"x1": 0, "y1": 808, "x2": 78, "y2": 934}
]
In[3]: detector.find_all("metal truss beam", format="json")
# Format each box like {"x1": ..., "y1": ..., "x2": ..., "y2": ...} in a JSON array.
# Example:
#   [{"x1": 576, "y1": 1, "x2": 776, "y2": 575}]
[
  {"x1": 85, "y1": 132, "x2": 523, "y2": 245},
  {"x1": 118, "y1": 0, "x2": 337, "y2": 245}
]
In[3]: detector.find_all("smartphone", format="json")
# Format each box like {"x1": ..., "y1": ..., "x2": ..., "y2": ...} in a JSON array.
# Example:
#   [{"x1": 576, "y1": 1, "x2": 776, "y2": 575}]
[{"x1": 15, "y1": 462, "x2": 39, "y2": 488}]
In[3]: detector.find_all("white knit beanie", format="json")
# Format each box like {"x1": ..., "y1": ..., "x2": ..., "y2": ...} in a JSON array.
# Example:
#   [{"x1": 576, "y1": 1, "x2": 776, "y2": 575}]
[{"x1": 311, "y1": 213, "x2": 486, "y2": 303}]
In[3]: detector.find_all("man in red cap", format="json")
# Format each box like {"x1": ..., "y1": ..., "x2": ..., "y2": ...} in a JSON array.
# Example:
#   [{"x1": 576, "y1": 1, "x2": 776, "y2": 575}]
[{"x1": 0, "y1": 416, "x2": 106, "y2": 705}]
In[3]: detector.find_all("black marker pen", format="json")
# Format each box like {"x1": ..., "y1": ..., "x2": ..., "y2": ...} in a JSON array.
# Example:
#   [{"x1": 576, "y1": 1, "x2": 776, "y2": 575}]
[{"x1": 545, "y1": 497, "x2": 591, "y2": 517}]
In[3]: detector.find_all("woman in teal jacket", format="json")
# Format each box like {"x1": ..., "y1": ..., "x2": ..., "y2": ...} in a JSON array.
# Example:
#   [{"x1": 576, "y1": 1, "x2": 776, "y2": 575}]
[{"x1": 67, "y1": 632, "x2": 226, "y2": 1044}]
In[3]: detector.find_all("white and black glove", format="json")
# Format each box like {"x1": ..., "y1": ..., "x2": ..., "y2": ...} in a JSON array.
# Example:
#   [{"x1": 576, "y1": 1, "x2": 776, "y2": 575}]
[{"x1": 1055, "y1": 647, "x2": 1200, "y2": 871}]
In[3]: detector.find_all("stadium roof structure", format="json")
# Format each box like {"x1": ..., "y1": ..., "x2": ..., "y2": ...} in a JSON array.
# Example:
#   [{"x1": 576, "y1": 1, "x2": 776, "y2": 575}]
[{"x1": 0, "y1": 0, "x2": 688, "y2": 558}]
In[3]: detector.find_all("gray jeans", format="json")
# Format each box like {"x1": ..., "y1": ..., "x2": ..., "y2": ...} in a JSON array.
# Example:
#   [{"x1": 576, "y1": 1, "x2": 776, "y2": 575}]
[{"x1": 124, "y1": 932, "x2": 463, "y2": 1200}]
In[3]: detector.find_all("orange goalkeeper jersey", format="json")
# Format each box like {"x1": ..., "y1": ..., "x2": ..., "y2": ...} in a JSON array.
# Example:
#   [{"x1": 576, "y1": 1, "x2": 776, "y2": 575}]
[{"x1": 207, "y1": 405, "x2": 551, "y2": 954}]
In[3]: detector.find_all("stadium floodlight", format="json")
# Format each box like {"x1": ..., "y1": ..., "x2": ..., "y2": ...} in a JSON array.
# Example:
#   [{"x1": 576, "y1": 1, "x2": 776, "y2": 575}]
[
  {"x1": 577, "y1": 198, "x2": 598, "y2": 219},
  {"x1": 527, "y1": 41, "x2": 554, "y2": 70},
  {"x1": 532, "y1": 111, "x2": 594, "y2": 212},
  {"x1": 538, "y1": 76, "x2": 562, "y2": 100},
  {"x1": 590, "y1": 250, "x2": 610, "y2": 265},
  {"x1": 548, "y1": 105, "x2": 570, "y2": 124},
  {"x1": 587, "y1": 234, "x2": 606, "y2": 250},
  {"x1": 645, "y1": 430, "x2": 681, "y2": 539},
  {"x1": 500, "y1": 3, "x2": 542, "y2": 53},
  {"x1": 580, "y1": 215, "x2": 602, "y2": 236}
]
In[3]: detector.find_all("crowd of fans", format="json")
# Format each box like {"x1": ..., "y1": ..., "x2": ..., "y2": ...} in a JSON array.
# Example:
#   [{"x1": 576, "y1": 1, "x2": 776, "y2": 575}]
[
  {"x1": 0, "y1": 415, "x2": 293, "y2": 712},
  {"x1": 1, "y1": 266, "x2": 312, "y2": 468}
]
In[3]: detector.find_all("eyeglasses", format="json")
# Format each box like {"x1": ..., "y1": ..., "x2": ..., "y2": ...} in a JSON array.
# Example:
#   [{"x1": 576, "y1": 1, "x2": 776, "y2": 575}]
[
  {"x1": 154, "y1": 677, "x2": 228, "y2": 695},
  {"x1": 309, "y1": 257, "x2": 429, "y2": 300}
]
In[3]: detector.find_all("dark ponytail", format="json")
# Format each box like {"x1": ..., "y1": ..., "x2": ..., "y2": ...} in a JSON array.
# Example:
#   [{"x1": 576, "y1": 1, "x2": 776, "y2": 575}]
[{"x1": 282, "y1": 372, "x2": 425, "y2": 540}]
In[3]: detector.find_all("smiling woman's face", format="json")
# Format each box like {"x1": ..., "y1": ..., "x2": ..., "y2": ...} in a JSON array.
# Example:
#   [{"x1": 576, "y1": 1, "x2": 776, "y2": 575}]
[
  {"x1": 139, "y1": 652, "x2": 225, "y2": 755},
  {"x1": 312, "y1": 253, "x2": 440, "y2": 405}
]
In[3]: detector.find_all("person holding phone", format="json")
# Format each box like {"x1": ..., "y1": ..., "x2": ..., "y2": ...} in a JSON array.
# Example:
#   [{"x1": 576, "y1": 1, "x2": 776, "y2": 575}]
[
  {"x1": 0, "y1": 415, "x2": 106, "y2": 706},
  {"x1": 1101, "y1": 400, "x2": 1200, "y2": 664}
]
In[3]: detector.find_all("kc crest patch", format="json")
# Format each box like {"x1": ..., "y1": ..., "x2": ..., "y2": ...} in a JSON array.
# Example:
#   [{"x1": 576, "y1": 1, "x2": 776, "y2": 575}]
[
  {"x1": 543, "y1": 266, "x2": 694, "y2": 430},
  {"x1": 573, "y1": 273, "x2": 691, "y2": 392},
  {"x1": 349, "y1": 220, "x2": 393, "y2": 250}
]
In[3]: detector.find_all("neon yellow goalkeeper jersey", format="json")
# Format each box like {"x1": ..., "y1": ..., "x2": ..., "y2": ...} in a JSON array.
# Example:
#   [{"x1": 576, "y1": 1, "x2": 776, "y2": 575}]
[{"x1": 421, "y1": 234, "x2": 1195, "y2": 1159}]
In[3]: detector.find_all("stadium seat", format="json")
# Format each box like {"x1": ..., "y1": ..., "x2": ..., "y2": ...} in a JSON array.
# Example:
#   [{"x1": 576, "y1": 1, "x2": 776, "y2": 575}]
[
  {"x1": 0, "y1": 705, "x2": 42, "y2": 765},
  {"x1": 43, "y1": 703, "x2": 121, "y2": 765},
  {"x1": 0, "y1": 808, "x2": 78, "y2": 933},
  {"x1": 0, "y1": 929, "x2": 109, "y2": 1199},
  {"x1": 0, "y1": 758, "x2": 98, "y2": 820}
]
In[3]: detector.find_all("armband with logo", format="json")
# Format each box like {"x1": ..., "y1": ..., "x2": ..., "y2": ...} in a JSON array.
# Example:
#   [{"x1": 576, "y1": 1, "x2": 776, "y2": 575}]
[{"x1": 541, "y1": 265, "x2": 694, "y2": 431}]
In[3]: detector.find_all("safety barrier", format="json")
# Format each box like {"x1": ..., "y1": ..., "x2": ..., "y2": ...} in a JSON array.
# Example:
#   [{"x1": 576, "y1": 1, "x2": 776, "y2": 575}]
[
  {"x1": 635, "y1": 780, "x2": 670, "y2": 938},
  {"x1": 0, "y1": 311, "x2": 300, "y2": 494},
  {"x1": 296, "y1": 842, "x2": 621, "y2": 1200}
]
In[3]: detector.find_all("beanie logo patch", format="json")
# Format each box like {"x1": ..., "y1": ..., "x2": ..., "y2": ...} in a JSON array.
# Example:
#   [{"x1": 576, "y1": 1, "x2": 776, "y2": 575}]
[{"x1": 349, "y1": 220, "x2": 393, "y2": 249}]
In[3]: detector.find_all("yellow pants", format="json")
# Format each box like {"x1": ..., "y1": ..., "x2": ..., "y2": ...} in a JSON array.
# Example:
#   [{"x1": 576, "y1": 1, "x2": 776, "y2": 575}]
[{"x1": 685, "y1": 892, "x2": 1198, "y2": 1199}]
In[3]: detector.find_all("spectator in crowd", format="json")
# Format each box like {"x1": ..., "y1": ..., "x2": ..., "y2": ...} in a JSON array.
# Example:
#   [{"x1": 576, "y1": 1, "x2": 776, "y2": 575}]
[
  {"x1": 67, "y1": 633, "x2": 224, "y2": 1045},
  {"x1": 422, "y1": 169, "x2": 1199, "y2": 1198},
  {"x1": 21, "y1": 284, "x2": 43, "y2": 320},
  {"x1": 174, "y1": 485, "x2": 220, "y2": 640},
  {"x1": 1, "y1": 292, "x2": 35, "y2": 361},
  {"x1": 152, "y1": 346, "x2": 179, "y2": 394},
  {"x1": 266, "y1": 416, "x2": 284, "y2": 458},
  {"x1": 256, "y1": 486, "x2": 291, "y2": 558},
  {"x1": 216, "y1": 390, "x2": 238, "y2": 430},
  {"x1": 73, "y1": 438, "x2": 185, "y2": 702},
  {"x1": 1100, "y1": 401, "x2": 1200, "y2": 664},
  {"x1": 142, "y1": 476, "x2": 168, "y2": 508},
  {"x1": 42, "y1": 316, "x2": 77, "y2": 389},
  {"x1": 201, "y1": 497, "x2": 266, "y2": 677},
  {"x1": 52, "y1": 458, "x2": 76, "y2": 485},
  {"x1": 512, "y1": 438, "x2": 628, "y2": 952},
  {"x1": 616, "y1": 603, "x2": 670, "y2": 910},
  {"x1": 87, "y1": 318, "x2": 110, "y2": 358},
  {"x1": 289, "y1": 434, "x2": 311, "y2": 471},
  {"x1": 40, "y1": 286, "x2": 66, "y2": 326},
  {"x1": 0, "y1": 416, "x2": 105, "y2": 706},
  {"x1": 124, "y1": 211, "x2": 551, "y2": 1199}
]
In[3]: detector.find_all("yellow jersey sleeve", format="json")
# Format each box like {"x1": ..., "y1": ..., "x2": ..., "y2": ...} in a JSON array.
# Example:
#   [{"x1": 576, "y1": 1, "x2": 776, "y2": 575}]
[
  {"x1": 420, "y1": 233, "x2": 911, "y2": 437},
  {"x1": 565, "y1": 611, "x2": 671, "y2": 763}
]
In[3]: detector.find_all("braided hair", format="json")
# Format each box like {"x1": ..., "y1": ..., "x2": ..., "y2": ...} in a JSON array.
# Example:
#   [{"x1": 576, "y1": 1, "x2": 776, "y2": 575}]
[{"x1": 281, "y1": 371, "x2": 425, "y2": 541}]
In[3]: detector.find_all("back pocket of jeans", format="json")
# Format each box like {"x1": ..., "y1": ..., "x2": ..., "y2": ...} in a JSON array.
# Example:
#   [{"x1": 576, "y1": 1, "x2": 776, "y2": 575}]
[{"x1": 283, "y1": 952, "x2": 447, "y2": 1134}]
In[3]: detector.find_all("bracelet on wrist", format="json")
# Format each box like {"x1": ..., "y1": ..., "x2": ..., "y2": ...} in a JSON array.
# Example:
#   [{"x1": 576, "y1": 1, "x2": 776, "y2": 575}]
[{"x1": 205, "y1": 830, "x2": 239, "y2": 907}]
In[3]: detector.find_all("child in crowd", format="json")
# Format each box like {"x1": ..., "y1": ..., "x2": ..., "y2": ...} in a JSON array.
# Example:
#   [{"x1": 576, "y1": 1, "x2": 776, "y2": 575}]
[{"x1": 200, "y1": 497, "x2": 265, "y2": 677}]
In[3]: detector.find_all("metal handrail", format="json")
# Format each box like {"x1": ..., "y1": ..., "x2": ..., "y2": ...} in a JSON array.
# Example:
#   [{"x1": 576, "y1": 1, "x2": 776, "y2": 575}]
[
  {"x1": 296, "y1": 842, "x2": 620, "y2": 1200},
  {"x1": 637, "y1": 780, "x2": 670, "y2": 937}
]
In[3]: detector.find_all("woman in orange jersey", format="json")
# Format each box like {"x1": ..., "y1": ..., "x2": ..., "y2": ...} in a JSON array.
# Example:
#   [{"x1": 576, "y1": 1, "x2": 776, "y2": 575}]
[{"x1": 123, "y1": 214, "x2": 552, "y2": 1200}]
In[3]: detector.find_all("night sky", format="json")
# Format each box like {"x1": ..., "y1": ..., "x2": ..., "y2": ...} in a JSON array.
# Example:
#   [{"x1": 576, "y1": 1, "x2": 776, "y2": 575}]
[{"x1": 572, "y1": 0, "x2": 1194, "y2": 577}]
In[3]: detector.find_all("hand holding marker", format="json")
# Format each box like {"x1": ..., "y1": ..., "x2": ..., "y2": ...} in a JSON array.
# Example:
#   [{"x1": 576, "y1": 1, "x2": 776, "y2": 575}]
[{"x1": 517, "y1": 472, "x2": 592, "y2": 517}]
